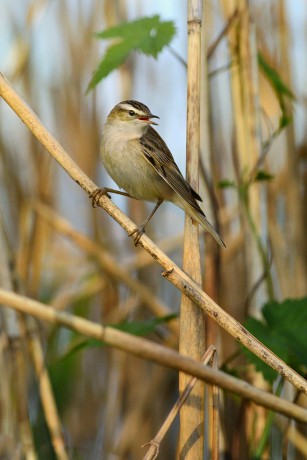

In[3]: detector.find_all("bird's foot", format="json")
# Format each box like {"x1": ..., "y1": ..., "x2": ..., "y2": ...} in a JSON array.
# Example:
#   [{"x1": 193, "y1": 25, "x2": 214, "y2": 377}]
[
  {"x1": 129, "y1": 225, "x2": 146, "y2": 246},
  {"x1": 89, "y1": 188, "x2": 111, "y2": 208}
]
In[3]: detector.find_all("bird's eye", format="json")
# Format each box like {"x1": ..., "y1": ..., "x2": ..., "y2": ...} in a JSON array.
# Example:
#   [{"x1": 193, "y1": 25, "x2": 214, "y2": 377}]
[{"x1": 128, "y1": 110, "x2": 135, "y2": 116}]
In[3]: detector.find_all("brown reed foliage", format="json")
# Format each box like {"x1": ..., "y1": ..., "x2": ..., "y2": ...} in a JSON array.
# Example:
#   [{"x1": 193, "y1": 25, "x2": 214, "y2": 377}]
[{"x1": 0, "y1": 1, "x2": 306, "y2": 459}]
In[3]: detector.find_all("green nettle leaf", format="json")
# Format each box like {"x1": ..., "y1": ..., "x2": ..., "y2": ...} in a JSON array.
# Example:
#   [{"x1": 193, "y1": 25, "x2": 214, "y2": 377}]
[
  {"x1": 243, "y1": 297, "x2": 307, "y2": 384},
  {"x1": 254, "y1": 170, "x2": 275, "y2": 182},
  {"x1": 87, "y1": 15, "x2": 176, "y2": 91}
]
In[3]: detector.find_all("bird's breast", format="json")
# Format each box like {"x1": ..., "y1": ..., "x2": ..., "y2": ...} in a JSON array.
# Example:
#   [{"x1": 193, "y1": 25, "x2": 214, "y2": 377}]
[{"x1": 100, "y1": 126, "x2": 172, "y2": 202}]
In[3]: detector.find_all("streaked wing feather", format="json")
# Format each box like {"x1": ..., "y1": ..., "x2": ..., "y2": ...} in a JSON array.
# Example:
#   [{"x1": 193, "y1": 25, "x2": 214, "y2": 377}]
[{"x1": 140, "y1": 127, "x2": 205, "y2": 215}]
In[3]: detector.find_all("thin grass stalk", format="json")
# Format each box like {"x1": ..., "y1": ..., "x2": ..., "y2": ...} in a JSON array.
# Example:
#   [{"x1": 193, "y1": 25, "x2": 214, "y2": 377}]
[
  {"x1": 222, "y1": 1, "x2": 267, "y2": 308},
  {"x1": 209, "y1": 350, "x2": 220, "y2": 460},
  {"x1": 0, "y1": 225, "x2": 36, "y2": 459},
  {"x1": 277, "y1": 0, "x2": 307, "y2": 296},
  {"x1": 14, "y1": 206, "x2": 69, "y2": 460},
  {"x1": 235, "y1": 6, "x2": 272, "y2": 451},
  {"x1": 200, "y1": 10, "x2": 223, "y2": 459},
  {"x1": 179, "y1": 1, "x2": 205, "y2": 457},
  {"x1": 26, "y1": 155, "x2": 52, "y2": 297},
  {"x1": 280, "y1": 388, "x2": 307, "y2": 459},
  {"x1": 143, "y1": 346, "x2": 216, "y2": 460},
  {"x1": 14, "y1": 340, "x2": 37, "y2": 460},
  {"x1": 17, "y1": 310, "x2": 69, "y2": 458},
  {"x1": 25, "y1": 319, "x2": 69, "y2": 460},
  {"x1": 115, "y1": 368, "x2": 166, "y2": 457},
  {"x1": 280, "y1": 419, "x2": 307, "y2": 459},
  {"x1": 100, "y1": 350, "x2": 126, "y2": 458},
  {"x1": 200, "y1": 0, "x2": 222, "y2": 355}
]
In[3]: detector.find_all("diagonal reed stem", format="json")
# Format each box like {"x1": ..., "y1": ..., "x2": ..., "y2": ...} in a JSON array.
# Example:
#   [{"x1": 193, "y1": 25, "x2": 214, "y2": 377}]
[{"x1": 0, "y1": 72, "x2": 306, "y2": 396}]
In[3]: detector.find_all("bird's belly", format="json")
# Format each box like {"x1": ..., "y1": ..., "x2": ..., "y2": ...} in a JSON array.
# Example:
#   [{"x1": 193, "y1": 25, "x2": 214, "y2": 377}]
[{"x1": 100, "y1": 139, "x2": 172, "y2": 202}]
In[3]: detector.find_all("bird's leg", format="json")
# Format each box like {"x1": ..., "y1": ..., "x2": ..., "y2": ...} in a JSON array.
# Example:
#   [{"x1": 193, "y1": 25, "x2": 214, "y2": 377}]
[
  {"x1": 129, "y1": 199, "x2": 163, "y2": 246},
  {"x1": 90, "y1": 187, "x2": 132, "y2": 208}
]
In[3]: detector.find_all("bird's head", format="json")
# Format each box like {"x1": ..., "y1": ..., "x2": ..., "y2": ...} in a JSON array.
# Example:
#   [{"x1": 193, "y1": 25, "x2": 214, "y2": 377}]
[{"x1": 107, "y1": 100, "x2": 159, "y2": 135}]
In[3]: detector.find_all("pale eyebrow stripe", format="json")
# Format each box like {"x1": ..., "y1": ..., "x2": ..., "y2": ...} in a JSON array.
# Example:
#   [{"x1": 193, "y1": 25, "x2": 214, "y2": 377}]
[{"x1": 119, "y1": 103, "x2": 144, "y2": 115}]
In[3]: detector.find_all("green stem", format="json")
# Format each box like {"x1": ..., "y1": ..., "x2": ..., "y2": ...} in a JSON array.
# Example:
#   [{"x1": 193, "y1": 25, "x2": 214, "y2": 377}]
[
  {"x1": 252, "y1": 379, "x2": 284, "y2": 459},
  {"x1": 241, "y1": 185, "x2": 275, "y2": 301}
]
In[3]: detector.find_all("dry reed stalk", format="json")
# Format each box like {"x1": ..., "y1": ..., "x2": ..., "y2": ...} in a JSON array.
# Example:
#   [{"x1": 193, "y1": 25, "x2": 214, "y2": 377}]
[
  {"x1": 208, "y1": 350, "x2": 220, "y2": 460},
  {"x1": 280, "y1": 420, "x2": 307, "y2": 458},
  {"x1": 100, "y1": 349, "x2": 126, "y2": 457},
  {"x1": 221, "y1": 1, "x2": 267, "y2": 307},
  {"x1": 17, "y1": 314, "x2": 68, "y2": 458},
  {"x1": 0, "y1": 227, "x2": 36, "y2": 459},
  {"x1": 14, "y1": 341, "x2": 37, "y2": 460},
  {"x1": 0, "y1": 288, "x2": 307, "y2": 424},
  {"x1": 26, "y1": 153, "x2": 52, "y2": 297},
  {"x1": 26, "y1": 321, "x2": 69, "y2": 460},
  {"x1": 201, "y1": 10, "x2": 222, "y2": 459},
  {"x1": 179, "y1": 1, "x2": 205, "y2": 457},
  {"x1": 200, "y1": 0, "x2": 222, "y2": 358},
  {"x1": 277, "y1": 0, "x2": 307, "y2": 296},
  {"x1": 219, "y1": 3, "x2": 269, "y2": 452},
  {"x1": 237, "y1": 6, "x2": 271, "y2": 447},
  {"x1": 33, "y1": 201, "x2": 179, "y2": 338},
  {"x1": 143, "y1": 346, "x2": 216, "y2": 460},
  {"x1": 14, "y1": 205, "x2": 69, "y2": 460},
  {"x1": 0, "y1": 73, "x2": 306, "y2": 395},
  {"x1": 280, "y1": 388, "x2": 307, "y2": 459},
  {"x1": 115, "y1": 368, "x2": 167, "y2": 458},
  {"x1": 0, "y1": 335, "x2": 37, "y2": 460},
  {"x1": 50, "y1": 276, "x2": 107, "y2": 312}
]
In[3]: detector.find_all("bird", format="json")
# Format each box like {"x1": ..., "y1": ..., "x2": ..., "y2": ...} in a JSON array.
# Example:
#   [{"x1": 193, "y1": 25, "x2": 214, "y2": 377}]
[{"x1": 90, "y1": 100, "x2": 225, "y2": 248}]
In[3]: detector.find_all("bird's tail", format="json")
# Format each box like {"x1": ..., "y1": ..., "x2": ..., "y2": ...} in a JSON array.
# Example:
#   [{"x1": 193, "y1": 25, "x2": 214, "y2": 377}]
[
  {"x1": 195, "y1": 210, "x2": 226, "y2": 248},
  {"x1": 178, "y1": 200, "x2": 226, "y2": 248}
]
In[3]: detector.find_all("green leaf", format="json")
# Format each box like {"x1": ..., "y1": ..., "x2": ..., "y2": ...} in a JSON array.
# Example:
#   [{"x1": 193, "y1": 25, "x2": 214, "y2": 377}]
[
  {"x1": 112, "y1": 314, "x2": 177, "y2": 336},
  {"x1": 88, "y1": 40, "x2": 134, "y2": 88},
  {"x1": 279, "y1": 113, "x2": 292, "y2": 129},
  {"x1": 258, "y1": 52, "x2": 295, "y2": 100},
  {"x1": 217, "y1": 179, "x2": 236, "y2": 189},
  {"x1": 87, "y1": 15, "x2": 176, "y2": 91},
  {"x1": 243, "y1": 297, "x2": 307, "y2": 383},
  {"x1": 48, "y1": 340, "x2": 80, "y2": 412},
  {"x1": 254, "y1": 170, "x2": 275, "y2": 182}
]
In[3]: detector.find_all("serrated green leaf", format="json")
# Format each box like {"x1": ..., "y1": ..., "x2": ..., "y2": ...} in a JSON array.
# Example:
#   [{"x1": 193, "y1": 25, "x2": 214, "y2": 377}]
[
  {"x1": 87, "y1": 15, "x2": 176, "y2": 91},
  {"x1": 254, "y1": 170, "x2": 275, "y2": 182},
  {"x1": 88, "y1": 40, "x2": 134, "y2": 89},
  {"x1": 243, "y1": 297, "x2": 307, "y2": 384},
  {"x1": 217, "y1": 179, "x2": 236, "y2": 189}
]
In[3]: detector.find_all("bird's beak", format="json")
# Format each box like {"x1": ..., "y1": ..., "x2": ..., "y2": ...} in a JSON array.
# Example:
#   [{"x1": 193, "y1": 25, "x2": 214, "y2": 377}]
[{"x1": 138, "y1": 113, "x2": 160, "y2": 126}]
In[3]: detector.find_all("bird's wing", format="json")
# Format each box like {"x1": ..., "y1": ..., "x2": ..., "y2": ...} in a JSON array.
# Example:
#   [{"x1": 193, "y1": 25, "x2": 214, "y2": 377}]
[{"x1": 139, "y1": 126, "x2": 205, "y2": 214}]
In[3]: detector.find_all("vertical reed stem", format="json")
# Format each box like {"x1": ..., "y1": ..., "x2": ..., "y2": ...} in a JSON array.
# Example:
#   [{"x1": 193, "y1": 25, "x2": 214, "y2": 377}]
[{"x1": 179, "y1": 1, "x2": 205, "y2": 458}]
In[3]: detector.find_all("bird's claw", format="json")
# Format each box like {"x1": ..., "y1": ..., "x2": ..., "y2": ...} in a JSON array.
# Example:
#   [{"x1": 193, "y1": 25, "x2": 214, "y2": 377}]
[
  {"x1": 89, "y1": 188, "x2": 111, "y2": 208},
  {"x1": 129, "y1": 225, "x2": 145, "y2": 246}
]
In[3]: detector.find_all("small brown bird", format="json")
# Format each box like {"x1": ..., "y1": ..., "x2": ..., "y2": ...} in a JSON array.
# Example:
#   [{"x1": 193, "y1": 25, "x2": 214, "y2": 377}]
[{"x1": 91, "y1": 100, "x2": 225, "y2": 248}]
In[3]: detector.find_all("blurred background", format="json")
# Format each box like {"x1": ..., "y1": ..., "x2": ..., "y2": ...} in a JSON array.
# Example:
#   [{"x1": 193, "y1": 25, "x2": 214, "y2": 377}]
[{"x1": 0, "y1": 0, "x2": 307, "y2": 459}]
